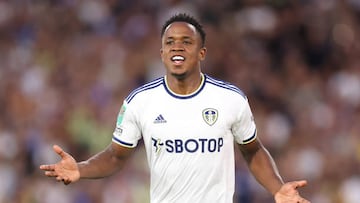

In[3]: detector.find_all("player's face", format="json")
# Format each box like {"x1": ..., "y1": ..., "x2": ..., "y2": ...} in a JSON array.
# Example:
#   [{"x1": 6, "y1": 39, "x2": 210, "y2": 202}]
[{"x1": 160, "y1": 22, "x2": 206, "y2": 79}]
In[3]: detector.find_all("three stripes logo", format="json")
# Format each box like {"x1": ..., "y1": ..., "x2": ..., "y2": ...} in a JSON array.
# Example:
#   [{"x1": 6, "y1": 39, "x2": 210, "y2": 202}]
[{"x1": 154, "y1": 114, "x2": 167, "y2": 124}]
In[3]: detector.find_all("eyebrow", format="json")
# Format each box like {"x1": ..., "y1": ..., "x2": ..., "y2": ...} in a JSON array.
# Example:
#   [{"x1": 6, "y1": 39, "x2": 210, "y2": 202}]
[{"x1": 165, "y1": 36, "x2": 193, "y2": 40}]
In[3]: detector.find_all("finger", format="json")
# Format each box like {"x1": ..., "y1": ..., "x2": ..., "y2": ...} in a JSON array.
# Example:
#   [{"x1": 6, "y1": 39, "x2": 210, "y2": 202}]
[
  {"x1": 63, "y1": 180, "x2": 71, "y2": 185},
  {"x1": 44, "y1": 171, "x2": 58, "y2": 177},
  {"x1": 56, "y1": 176, "x2": 65, "y2": 182},
  {"x1": 39, "y1": 164, "x2": 55, "y2": 171},
  {"x1": 290, "y1": 180, "x2": 308, "y2": 189},
  {"x1": 56, "y1": 176, "x2": 71, "y2": 185},
  {"x1": 302, "y1": 198, "x2": 311, "y2": 203},
  {"x1": 53, "y1": 145, "x2": 69, "y2": 159},
  {"x1": 298, "y1": 197, "x2": 310, "y2": 203}
]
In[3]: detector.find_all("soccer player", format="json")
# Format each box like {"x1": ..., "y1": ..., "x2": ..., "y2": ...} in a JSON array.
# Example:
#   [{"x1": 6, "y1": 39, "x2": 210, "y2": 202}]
[{"x1": 40, "y1": 13, "x2": 310, "y2": 203}]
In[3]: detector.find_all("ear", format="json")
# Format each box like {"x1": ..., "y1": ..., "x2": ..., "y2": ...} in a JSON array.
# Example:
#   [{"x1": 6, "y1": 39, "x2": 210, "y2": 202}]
[
  {"x1": 160, "y1": 48, "x2": 164, "y2": 62},
  {"x1": 199, "y1": 47, "x2": 207, "y2": 61}
]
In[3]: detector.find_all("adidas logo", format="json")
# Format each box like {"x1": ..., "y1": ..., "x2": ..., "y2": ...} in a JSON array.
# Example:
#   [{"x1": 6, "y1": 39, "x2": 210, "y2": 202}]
[{"x1": 154, "y1": 114, "x2": 167, "y2": 123}]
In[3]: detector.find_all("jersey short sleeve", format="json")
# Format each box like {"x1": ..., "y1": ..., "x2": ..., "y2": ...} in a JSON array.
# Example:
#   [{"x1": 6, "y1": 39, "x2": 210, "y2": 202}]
[
  {"x1": 112, "y1": 100, "x2": 141, "y2": 148},
  {"x1": 232, "y1": 97, "x2": 257, "y2": 144}
]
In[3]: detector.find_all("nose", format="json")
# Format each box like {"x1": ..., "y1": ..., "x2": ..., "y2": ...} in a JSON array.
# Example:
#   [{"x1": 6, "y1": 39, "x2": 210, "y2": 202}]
[{"x1": 171, "y1": 41, "x2": 185, "y2": 51}]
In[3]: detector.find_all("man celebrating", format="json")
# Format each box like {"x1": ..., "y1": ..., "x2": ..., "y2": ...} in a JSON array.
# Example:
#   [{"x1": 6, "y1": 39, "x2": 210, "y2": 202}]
[{"x1": 40, "y1": 13, "x2": 310, "y2": 203}]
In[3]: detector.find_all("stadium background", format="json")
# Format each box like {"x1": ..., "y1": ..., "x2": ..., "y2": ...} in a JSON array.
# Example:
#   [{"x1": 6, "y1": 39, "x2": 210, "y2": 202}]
[{"x1": 0, "y1": 0, "x2": 359, "y2": 202}]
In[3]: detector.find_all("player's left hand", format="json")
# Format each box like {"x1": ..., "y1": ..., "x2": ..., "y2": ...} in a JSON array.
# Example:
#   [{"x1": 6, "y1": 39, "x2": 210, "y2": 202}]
[{"x1": 274, "y1": 180, "x2": 311, "y2": 203}]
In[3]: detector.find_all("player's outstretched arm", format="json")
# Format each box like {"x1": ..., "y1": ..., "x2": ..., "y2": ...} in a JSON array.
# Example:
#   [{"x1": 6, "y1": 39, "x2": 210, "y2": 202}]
[
  {"x1": 238, "y1": 139, "x2": 310, "y2": 203},
  {"x1": 40, "y1": 142, "x2": 134, "y2": 185},
  {"x1": 76, "y1": 142, "x2": 134, "y2": 179},
  {"x1": 39, "y1": 145, "x2": 80, "y2": 185}
]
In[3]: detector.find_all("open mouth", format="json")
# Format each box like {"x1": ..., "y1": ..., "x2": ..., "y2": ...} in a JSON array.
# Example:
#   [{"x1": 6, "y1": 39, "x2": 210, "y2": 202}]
[{"x1": 171, "y1": 55, "x2": 185, "y2": 65}]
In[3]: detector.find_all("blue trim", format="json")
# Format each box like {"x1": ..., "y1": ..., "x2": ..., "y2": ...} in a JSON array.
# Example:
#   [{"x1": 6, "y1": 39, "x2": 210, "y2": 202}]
[
  {"x1": 242, "y1": 129, "x2": 257, "y2": 143},
  {"x1": 125, "y1": 77, "x2": 163, "y2": 103},
  {"x1": 164, "y1": 74, "x2": 206, "y2": 99},
  {"x1": 112, "y1": 137, "x2": 134, "y2": 147},
  {"x1": 205, "y1": 75, "x2": 246, "y2": 99}
]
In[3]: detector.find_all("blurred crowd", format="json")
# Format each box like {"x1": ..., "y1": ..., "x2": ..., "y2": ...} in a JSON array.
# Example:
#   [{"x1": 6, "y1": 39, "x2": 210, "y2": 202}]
[{"x1": 0, "y1": 0, "x2": 359, "y2": 203}]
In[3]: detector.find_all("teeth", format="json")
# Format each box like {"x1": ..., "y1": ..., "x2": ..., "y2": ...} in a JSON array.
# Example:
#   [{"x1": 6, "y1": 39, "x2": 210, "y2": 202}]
[{"x1": 172, "y1": 56, "x2": 185, "y2": 61}]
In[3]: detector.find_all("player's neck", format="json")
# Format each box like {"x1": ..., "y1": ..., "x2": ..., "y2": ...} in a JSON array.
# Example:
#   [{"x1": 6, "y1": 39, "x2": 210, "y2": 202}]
[{"x1": 165, "y1": 72, "x2": 204, "y2": 95}]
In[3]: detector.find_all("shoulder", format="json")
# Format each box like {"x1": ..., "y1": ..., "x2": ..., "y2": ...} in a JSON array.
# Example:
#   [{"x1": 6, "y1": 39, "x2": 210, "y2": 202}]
[
  {"x1": 204, "y1": 74, "x2": 247, "y2": 100},
  {"x1": 125, "y1": 77, "x2": 164, "y2": 103}
]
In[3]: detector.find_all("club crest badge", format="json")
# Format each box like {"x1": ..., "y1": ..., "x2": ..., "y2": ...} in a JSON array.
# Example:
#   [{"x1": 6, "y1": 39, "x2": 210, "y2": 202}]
[{"x1": 202, "y1": 108, "x2": 218, "y2": 126}]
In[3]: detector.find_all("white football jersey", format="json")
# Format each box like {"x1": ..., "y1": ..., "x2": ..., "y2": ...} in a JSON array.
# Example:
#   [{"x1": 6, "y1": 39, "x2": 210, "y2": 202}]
[{"x1": 113, "y1": 73, "x2": 257, "y2": 203}]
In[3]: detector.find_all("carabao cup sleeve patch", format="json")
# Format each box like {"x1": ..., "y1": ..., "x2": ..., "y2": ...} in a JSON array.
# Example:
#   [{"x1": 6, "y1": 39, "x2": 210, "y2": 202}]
[{"x1": 116, "y1": 104, "x2": 127, "y2": 126}]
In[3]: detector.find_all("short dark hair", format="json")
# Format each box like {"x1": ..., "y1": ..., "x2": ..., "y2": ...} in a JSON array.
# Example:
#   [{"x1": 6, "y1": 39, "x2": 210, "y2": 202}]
[{"x1": 161, "y1": 13, "x2": 206, "y2": 47}]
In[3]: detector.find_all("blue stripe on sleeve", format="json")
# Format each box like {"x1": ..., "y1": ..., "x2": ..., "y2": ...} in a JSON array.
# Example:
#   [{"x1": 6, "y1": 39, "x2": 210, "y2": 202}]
[{"x1": 112, "y1": 137, "x2": 135, "y2": 148}]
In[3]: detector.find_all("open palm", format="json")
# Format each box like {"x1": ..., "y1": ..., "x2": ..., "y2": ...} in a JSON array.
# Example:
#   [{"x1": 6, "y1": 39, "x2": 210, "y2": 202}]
[
  {"x1": 274, "y1": 180, "x2": 310, "y2": 203},
  {"x1": 39, "y1": 145, "x2": 80, "y2": 185}
]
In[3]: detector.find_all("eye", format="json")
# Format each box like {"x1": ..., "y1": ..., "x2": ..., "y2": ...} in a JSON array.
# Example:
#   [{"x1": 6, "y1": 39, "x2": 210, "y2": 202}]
[
  {"x1": 183, "y1": 40, "x2": 192, "y2": 45},
  {"x1": 165, "y1": 40, "x2": 174, "y2": 45}
]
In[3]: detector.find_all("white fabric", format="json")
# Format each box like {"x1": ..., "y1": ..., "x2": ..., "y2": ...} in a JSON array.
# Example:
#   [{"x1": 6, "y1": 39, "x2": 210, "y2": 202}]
[{"x1": 113, "y1": 74, "x2": 257, "y2": 203}]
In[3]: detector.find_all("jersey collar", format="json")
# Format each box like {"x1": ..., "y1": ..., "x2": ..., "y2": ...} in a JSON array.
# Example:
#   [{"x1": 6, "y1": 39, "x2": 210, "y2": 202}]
[{"x1": 164, "y1": 73, "x2": 206, "y2": 99}]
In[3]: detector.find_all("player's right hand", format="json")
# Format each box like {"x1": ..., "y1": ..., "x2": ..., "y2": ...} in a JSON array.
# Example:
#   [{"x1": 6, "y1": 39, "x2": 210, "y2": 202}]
[{"x1": 39, "y1": 145, "x2": 80, "y2": 185}]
